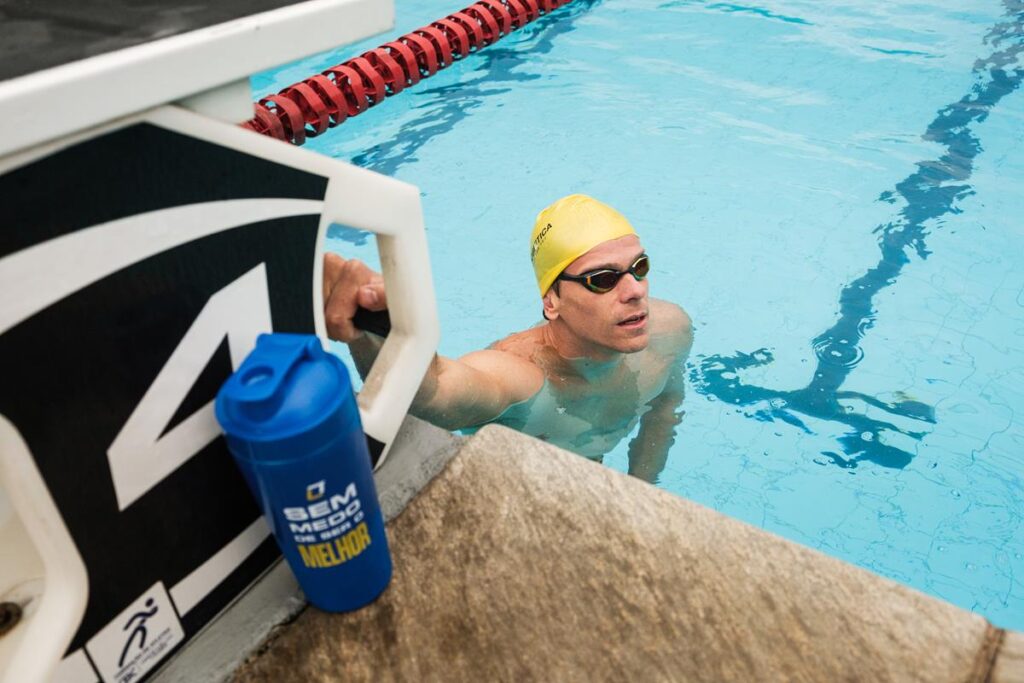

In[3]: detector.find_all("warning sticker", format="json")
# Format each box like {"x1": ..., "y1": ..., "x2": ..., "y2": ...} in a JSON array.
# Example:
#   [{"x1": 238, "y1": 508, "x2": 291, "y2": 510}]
[{"x1": 85, "y1": 582, "x2": 184, "y2": 683}]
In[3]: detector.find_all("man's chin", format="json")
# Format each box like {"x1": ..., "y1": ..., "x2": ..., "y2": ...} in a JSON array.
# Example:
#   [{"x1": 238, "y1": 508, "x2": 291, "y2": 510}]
[{"x1": 616, "y1": 333, "x2": 650, "y2": 354}]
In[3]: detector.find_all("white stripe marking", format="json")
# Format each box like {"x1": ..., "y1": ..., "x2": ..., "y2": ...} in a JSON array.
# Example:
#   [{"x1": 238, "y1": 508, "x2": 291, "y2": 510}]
[{"x1": 0, "y1": 198, "x2": 323, "y2": 335}]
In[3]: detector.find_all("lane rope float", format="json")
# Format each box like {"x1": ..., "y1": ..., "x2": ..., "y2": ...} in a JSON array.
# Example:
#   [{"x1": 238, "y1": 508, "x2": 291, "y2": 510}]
[{"x1": 243, "y1": 0, "x2": 574, "y2": 145}]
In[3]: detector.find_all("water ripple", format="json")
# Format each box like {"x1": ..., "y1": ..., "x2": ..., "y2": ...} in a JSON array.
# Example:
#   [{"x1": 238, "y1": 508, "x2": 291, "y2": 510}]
[{"x1": 812, "y1": 335, "x2": 866, "y2": 369}]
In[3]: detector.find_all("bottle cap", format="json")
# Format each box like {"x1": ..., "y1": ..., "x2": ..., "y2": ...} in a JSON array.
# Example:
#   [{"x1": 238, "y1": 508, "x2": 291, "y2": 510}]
[{"x1": 215, "y1": 333, "x2": 356, "y2": 448}]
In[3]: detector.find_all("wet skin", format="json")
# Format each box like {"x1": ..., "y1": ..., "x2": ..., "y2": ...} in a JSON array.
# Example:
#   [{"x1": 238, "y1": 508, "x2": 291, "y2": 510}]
[
  {"x1": 324, "y1": 235, "x2": 693, "y2": 482},
  {"x1": 483, "y1": 298, "x2": 690, "y2": 471}
]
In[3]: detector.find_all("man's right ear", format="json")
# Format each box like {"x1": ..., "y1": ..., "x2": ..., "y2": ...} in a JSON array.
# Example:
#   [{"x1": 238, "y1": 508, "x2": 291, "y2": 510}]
[{"x1": 542, "y1": 289, "x2": 559, "y2": 321}]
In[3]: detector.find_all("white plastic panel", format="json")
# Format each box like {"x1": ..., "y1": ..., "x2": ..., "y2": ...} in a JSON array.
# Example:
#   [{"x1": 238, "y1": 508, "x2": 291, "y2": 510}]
[{"x1": 0, "y1": 0, "x2": 393, "y2": 158}]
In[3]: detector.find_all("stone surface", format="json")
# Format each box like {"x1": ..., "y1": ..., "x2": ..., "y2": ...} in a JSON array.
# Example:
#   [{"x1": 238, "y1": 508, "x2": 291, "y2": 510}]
[
  {"x1": 994, "y1": 631, "x2": 1024, "y2": 682},
  {"x1": 233, "y1": 425, "x2": 1003, "y2": 683},
  {"x1": 375, "y1": 415, "x2": 462, "y2": 523}
]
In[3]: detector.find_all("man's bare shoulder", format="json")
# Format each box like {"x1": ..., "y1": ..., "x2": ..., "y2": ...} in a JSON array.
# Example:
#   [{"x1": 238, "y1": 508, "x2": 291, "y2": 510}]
[
  {"x1": 649, "y1": 298, "x2": 692, "y2": 333},
  {"x1": 487, "y1": 325, "x2": 547, "y2": 358},
  {"x1": 459, "y1": 330, "x2": 545, "y2": 402},
  {"x1": 648, "y1": 298, "x2": 694, "y2": 355}
]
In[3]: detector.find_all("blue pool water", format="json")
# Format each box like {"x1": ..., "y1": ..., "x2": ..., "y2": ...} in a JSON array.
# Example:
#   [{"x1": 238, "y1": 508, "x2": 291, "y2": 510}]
[{"x1": 255, "y1": 0, "x2": 1024, "y2": 629}]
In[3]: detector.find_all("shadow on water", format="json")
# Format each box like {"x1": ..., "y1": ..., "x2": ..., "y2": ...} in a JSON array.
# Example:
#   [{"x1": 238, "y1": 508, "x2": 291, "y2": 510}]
[
  {"x1": 327, "y1": 0, "x2": 602, "y2": 245},
  {"x1": 690, "y1": 0, "x2": 1024, "y2": 470}
]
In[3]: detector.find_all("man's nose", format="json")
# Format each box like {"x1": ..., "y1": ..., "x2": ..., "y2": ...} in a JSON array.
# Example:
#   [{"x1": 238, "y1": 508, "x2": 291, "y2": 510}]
[{"x1": 617, "y1": 272, "x2": 647, "y2": 301}]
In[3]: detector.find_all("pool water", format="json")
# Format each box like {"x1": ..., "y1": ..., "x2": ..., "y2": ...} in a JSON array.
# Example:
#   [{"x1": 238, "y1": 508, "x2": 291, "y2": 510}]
[{"x1": 255, "y1": 0, "x2": 1024, "y2": 629}]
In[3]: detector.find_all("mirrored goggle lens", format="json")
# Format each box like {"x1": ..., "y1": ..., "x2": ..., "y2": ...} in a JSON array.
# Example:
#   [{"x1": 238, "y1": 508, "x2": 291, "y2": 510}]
[
  {"x1": 587, "y1": 271, "x2": 622, "y2": 292},
  {"x1": 632, "y1": 255, "x2": 650, "y2": 279}
]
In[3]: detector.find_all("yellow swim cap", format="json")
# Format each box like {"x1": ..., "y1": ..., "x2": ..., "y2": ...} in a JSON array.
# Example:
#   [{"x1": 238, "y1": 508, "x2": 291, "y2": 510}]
[{"x1": 530, "y1": 194, "x2": 638, "y2": 296}]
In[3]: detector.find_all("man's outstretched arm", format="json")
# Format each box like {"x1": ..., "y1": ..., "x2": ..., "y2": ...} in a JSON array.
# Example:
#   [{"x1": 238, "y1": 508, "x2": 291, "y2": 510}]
[{"x1": 323, "y1": 253, "x2": 540, "y2": 430}]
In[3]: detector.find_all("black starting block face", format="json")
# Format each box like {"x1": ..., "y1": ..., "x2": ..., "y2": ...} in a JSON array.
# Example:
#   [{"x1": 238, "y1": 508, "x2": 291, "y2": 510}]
[{"x1": 0, "y1": 112, "x2": 329, "y2": 682}]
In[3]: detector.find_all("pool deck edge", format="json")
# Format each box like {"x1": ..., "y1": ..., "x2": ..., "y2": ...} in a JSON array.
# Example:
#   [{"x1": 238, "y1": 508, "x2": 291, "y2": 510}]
[{"x1": 231, "y1": 424, "x2": 1022, "y2": 682}]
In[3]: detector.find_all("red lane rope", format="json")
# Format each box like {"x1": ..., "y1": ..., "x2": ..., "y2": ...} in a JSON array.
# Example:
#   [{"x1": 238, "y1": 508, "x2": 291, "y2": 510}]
[{"x1": 241, "y1": 0, "x2": 573, "y2": 144}]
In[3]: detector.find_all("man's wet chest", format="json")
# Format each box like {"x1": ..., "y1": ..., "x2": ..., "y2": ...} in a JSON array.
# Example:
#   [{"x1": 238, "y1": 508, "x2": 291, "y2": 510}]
[{"x1": 548, "y1": 359, "x2": 669, "y2": 426}]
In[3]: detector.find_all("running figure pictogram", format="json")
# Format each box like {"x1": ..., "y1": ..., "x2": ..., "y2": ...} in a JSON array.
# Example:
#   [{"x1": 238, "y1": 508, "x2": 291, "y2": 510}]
[{"x1": 118, "y1": 598, "x2": 159, "y2": 668}]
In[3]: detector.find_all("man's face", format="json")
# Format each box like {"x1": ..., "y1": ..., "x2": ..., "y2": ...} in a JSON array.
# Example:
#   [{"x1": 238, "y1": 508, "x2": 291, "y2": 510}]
[{"x1": 545, "y1": 235, "x2": 650, "y2": 355}]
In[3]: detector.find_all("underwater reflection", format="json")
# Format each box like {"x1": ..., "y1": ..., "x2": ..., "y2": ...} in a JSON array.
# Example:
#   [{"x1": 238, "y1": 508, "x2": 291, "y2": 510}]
[{"x1": 691, "y1": 1, "x2": 1024, "y2": 469}]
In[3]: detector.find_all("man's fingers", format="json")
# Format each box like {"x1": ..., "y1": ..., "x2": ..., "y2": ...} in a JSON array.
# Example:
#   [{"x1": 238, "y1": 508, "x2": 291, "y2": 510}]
[
  {"x1": 324, "y1": 291, "x2": 360, "y2": 341},
  {"x1": 323, "y1": 254, "x2": 359, "y2": 341},
  {"x1": 322, "y1": 252, "x2": 346, "y2": 302},
  {"x1": 357, "y1": 283, "x2": 388, "y2": 311},
  {"x1": 321, "y1": 253, "x2": 389, "y2": 341}
]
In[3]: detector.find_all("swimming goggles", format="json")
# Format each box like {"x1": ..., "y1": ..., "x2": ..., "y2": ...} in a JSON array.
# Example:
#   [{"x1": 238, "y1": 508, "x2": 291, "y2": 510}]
[{"x1": 557, "y1": 254, "x2": 650, "y2": 294}]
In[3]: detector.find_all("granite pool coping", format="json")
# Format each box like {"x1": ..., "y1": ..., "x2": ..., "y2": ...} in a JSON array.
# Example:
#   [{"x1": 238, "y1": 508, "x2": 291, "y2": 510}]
[{"x1": 227, "y1": 423, "x2": 1022, "y2": 682}]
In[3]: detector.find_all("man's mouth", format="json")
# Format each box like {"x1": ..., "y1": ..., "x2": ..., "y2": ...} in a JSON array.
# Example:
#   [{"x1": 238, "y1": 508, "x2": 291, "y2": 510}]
[{"x1": 617, "y1": 312, "x2": 647, "y2": 328}]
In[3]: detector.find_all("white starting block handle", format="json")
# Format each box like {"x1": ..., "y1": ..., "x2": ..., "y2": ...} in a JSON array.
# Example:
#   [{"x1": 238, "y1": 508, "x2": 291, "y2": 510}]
[
  {"x1": 0, "y1": 416, "x2": 89, "y2": 683},
  {"x1": 316, "y1": 173, "x2": 440, "y2": 469}
]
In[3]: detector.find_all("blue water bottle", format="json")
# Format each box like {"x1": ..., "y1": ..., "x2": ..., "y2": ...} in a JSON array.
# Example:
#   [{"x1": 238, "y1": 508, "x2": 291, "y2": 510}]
[{"x1": 215, "y1": 333, "x2": 391, "y2": 612}]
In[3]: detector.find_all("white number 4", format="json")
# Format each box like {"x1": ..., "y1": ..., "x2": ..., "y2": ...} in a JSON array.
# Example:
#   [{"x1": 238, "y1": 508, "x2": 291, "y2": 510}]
[{"x1": 107, "y1": 264, "x2": 272, "y2": 511}]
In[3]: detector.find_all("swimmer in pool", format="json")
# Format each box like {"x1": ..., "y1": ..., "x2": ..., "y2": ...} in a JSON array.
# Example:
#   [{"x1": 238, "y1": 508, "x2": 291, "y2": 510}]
[{"x1": 323, "y1": 194, "x2": 693, "y2": 482}]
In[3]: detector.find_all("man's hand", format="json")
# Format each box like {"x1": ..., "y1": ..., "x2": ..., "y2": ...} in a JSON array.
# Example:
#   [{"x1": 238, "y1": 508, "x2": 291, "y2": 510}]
[{"x1": 322, "y1": 253, "x2": 388, "y2": 342}]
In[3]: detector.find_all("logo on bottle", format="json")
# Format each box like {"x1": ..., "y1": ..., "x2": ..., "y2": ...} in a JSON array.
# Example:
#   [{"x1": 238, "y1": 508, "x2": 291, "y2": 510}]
[{"x1": 306, "y1": 479, "x2": 326, "y2": 501}]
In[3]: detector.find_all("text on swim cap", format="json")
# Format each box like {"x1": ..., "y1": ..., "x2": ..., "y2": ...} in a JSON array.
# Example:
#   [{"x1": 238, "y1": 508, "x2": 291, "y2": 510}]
[{"x1": 531, "y1": 223, "x2": 553, "y2": 262}]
